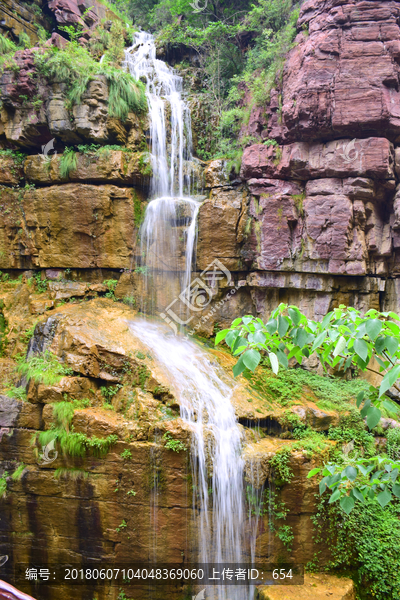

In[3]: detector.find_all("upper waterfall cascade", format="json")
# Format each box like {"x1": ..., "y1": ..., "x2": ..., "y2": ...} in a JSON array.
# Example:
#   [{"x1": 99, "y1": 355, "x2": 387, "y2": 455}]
[{"x1": 124, "y1": 31, "x2": 193, "y2": 199}]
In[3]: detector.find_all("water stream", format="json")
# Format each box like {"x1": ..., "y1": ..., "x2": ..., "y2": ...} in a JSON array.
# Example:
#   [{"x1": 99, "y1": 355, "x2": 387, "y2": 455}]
[{"x1": 124, "y1": 33, "x2": 251, "y2": 599}]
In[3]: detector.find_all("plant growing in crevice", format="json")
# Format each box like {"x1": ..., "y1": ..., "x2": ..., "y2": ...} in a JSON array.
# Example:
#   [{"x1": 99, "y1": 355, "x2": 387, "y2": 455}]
[{"x1": 17, "y1": 350, "x2": 73, "y2": 386}]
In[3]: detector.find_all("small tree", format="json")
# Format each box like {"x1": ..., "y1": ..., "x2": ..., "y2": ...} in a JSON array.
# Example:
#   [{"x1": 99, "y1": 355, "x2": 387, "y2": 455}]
[{"x1": 216, "y1": 304, "x2": 400, "y2": 513}]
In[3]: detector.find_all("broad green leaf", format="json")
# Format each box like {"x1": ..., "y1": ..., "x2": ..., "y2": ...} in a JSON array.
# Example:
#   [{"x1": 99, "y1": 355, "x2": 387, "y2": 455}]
[
  {"x1": 269, "y1": 352, "x2": 279, "y2": 375},
  {"x1": 375, "y1": 356, "x2": 389, "y2": 370},
  {"x1": 392, "y1": 483, "x2": 400, "y2": 498},
  {"x1": 253, "y1": 331, "x2": 266, "y2": 345},
  {"x1": 311, "y1": 330, "x2": 327, "y2": 352},
  {"x1": 366, "y1": 406, "x2": 381, "y2": 430},
  {"x1": 295, "y1": 328, "x2": 308, "y2": 349},
  {"x1": 379, "y1": 364, "x2": 400, "y2": 397},
  {"x1": 215, "y1": 329, "x2": 229, "y2": 345},
  {"x1": 333, "y1": 335, "x2": 346, "y2": 357},
  {"x1": 319, "y1": 476, "x2": 330, "y2": 495},
  {"x1": 386, "y1": 322, "x2": 400, "y2": 337},
  {"x1": 276, "y1": 349, "x2": 288, "y2": 369},
  {"x1": 340, "y1": 495, "x2": 355, "y2": 515},
  {"x1": 375, "y1": 336, "x2": 386, "y2": 355},
  {"x1": 242, "y1": 316, "x2": 254, "y2": 325},
  {"x1": 266, "y1": 318, "x2": 277, "y2": 334},
  {"x1": 382, "y1": 399, "x2": 400, "y2": 414},
  {"x1": 242, "y1": 349, "x2": 261, "y2": 372},
  {"x1": 352, "y1": 488, "x2": 365, "y2": 503},
  {"x1": 232, "y1": 355, "x2": 246, "y2": 378},
  {"x1": 356, "y1": 391, "x2": 365, "y2": 408},
  {"x1": 329, "y1": 489, "x2": 341, "y2": 503},
  {"x1": 365, "y1": 319, "x2": 382, "y2": 340},
  {"x1": 232, "y1": 336, "x2": 248, "y2": 355},
  {"x1": 225, "y1": 330, "x2": 239, "y2": 348},
  {"x1": 360, "y1": 398, "x2": 371, "y2": 418},
  {"x1": 231, "y1": 318, "x2": 242, "y2": 327},
  {"x1": 377, "y1": 488, "x2": 392, "y2": 508},
  {"x1": 343, "y1": 466, "x2": 357, "y2": 482},
  {"x1": 288, "y1": 307, "x2": 301, "y2": 326},
  {"x1": 321, "y1": 312, "x2": 333, "y2": 329},
  {"x1": 278, "y1": 315, "x2": 289, "y2": 337},
  {"x1": 326, "y1": 464, "x2": 336, "y2": 475},
  {"x1": 307, "y1": 468, "x2": 321, "y2": 478},
  {"x1": 385, "y1": 336, "x2": 399, "y2": 356},
  {"x1": 354, "y1": 338, "x2": 369, "y2": 362}
]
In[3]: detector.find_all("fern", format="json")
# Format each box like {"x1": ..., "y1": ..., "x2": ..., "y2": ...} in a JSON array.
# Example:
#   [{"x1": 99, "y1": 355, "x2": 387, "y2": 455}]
[
  {"x1": 59, "y1": 148, "x2": 78, "y2": 179},
  {"x1": 52, "y1": 401, "x2": 75, "y2": 431}
]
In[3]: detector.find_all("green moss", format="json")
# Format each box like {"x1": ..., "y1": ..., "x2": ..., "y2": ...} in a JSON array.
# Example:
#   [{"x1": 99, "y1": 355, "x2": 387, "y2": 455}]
[
  {"x1": 133, "y1": 190, "x2": 146, "y2": 229},
  {"x1": 244, "y1": 363, "x2": 369, "y2": 410}
]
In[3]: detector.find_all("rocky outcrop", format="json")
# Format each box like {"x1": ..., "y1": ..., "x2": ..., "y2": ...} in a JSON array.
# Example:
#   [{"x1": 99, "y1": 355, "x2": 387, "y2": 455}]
[
  {"x1": 0, "y1": 297, "x2": 343, "y2": 600},
  {"x1": 193, "y1": 0, "x2": 400, "y2": 335}
]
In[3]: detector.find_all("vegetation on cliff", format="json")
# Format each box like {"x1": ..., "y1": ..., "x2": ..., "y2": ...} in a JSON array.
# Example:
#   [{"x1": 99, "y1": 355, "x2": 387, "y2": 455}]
[{"x1": 107, "y1": 0, "x2": 299, "y2": 164}]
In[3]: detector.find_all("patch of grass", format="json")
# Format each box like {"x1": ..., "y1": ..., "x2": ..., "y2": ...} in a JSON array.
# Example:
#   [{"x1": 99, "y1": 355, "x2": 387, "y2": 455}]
[
  {"x1": 0, "y1": 471, "x2": 8, "y2": 498},
  {"x1": 11, "y1": 464, "x2": 25, "y2": 481},
  {"x1": 5, "y1": 386, "x2": 27, "y2": 401},
  {"x1": 54, "y1": 468, "x2": 88, "y2": 480},
  {"x1": 59, "y1": 147, "x2": 78, "y2": 179},
  {"x1": 17, "y1": 350, "x2": 73, "y2": 386},
  {"x1": 36, "y1": 428, "x2": 118, "y2": 458}
]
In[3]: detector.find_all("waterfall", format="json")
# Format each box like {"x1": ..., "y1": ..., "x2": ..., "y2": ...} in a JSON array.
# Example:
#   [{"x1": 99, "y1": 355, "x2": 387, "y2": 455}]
[
  {"x1": 129, "y1": 320, "x2": 245, "y2": 599},
  {"x1": 123, "y1": 33, "x2": 251, "y2": 599},
  {"x1": 124, "y1": 32, "x2": 199, "y2": 313},
  {"x1": 124, "y1": 31, "x2": 192, "y2": 198}
]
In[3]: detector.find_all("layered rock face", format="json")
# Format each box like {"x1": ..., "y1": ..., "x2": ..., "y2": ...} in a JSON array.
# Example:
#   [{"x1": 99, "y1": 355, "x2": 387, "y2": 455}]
[{"x1": 195, "y1": 0, "x2": 400, "y2": 335}]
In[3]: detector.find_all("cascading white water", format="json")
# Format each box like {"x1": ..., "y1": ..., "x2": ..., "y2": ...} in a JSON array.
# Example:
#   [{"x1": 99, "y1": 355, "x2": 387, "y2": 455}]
[
  {"x1": 124, "y1": 32, "x2": 199, "y2": 313},
  {"x1": 124, "y1": 31, "x2": 192, "y2": 198},
  {"x1": 123, "y1": 32, "x2": 251, "y2": 599},
  {"x1": 129, "y1": 320, "x2": 245, "y2": 597}
]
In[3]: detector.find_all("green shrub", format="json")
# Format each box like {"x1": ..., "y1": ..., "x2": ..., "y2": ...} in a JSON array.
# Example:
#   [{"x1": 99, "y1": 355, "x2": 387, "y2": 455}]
[{"x1": 315, "y1": 498, "x2": 400, "y2": 599}]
